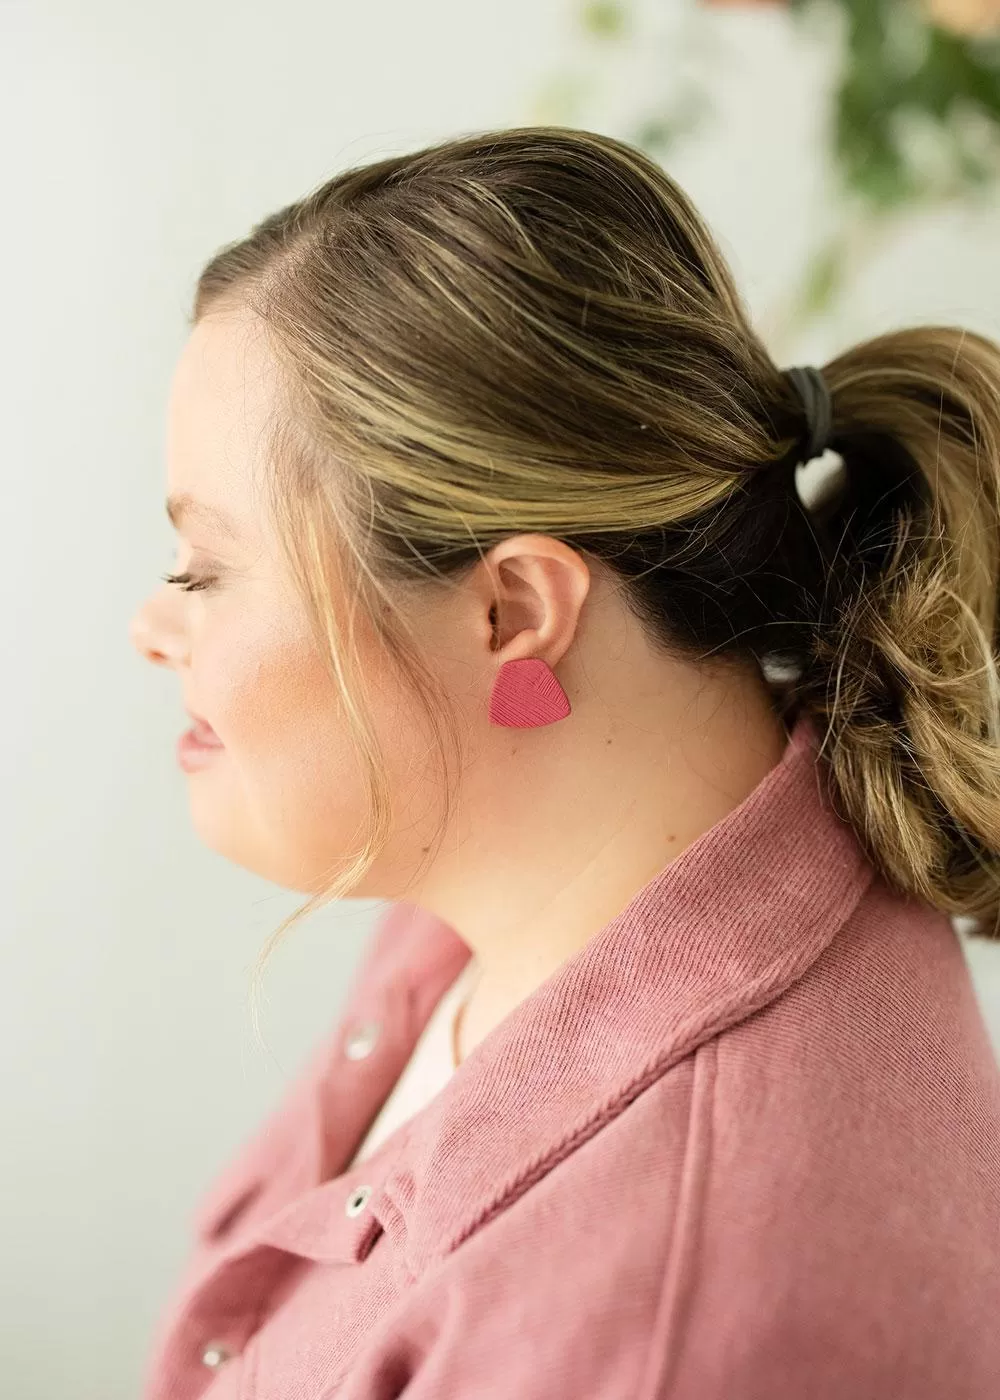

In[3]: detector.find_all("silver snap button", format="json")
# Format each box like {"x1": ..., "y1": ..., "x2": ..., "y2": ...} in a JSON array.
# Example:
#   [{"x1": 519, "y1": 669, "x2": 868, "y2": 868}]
[
  {"x1": 344, "y1": 1020, "x2": 381, "y2": 1060},
  {"x1": 200, "y1": 1340, "x2": 233, "y2": 1369},
  {"x1": 345, "y1": 1183, "x2": 372, "y2": 1217}
]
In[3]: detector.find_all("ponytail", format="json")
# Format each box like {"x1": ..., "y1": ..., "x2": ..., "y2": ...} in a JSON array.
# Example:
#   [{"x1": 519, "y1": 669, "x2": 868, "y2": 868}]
[{"x1": 793, "y1": 326, "x2": 1000, "y2": 936}]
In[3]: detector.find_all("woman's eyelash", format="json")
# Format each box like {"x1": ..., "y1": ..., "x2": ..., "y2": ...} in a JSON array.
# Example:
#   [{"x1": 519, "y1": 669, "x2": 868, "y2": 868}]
[{"x1": 161, "y1": 570, "x2": 215, "y2": 593}]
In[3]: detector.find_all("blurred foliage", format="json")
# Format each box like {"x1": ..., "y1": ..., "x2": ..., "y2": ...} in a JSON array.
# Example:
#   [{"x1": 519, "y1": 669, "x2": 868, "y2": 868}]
[
  {"x1": 791, "y1": 0, "x2": 1000, "y2": 209},
  {"x1": 580, "y1": 1, "x2": 631, "y2": 36},
  {"x1": 538, "y1": 0, "x2": 1000, "y2": 333}
]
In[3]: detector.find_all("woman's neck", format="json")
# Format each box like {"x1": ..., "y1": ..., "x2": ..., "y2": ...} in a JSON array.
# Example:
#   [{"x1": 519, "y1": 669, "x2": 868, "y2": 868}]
[{"x1": 423, "y1": 671, "x2": 791, "y2": 1067}]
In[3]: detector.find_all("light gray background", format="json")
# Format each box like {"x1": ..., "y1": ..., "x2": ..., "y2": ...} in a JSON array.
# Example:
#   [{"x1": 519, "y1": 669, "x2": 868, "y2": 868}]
[{"x1": 4, "y1": 2, "x2": 999, "y2": 1396}]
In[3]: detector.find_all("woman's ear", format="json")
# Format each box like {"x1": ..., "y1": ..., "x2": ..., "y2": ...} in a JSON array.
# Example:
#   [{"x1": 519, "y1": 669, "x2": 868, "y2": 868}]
[{"x1": 484, "y1": 534, "x2": 591, "y2": 668}]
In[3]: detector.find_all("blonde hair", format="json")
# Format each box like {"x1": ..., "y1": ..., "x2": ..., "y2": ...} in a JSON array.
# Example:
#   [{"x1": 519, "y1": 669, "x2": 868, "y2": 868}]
[{"x1": 188, "y1": 125, "x2": 1000, "y2": 1014}]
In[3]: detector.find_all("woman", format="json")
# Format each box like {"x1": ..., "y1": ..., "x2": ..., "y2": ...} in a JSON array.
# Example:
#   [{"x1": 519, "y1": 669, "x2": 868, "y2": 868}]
[{"x1": 129, "y1": 126, "x2": 1000, "y2": 1399}]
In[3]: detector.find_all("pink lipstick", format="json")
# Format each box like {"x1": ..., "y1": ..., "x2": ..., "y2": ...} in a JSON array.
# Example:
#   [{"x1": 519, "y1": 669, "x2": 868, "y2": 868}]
[{"x1": 177, "y1": 712, "x2": 224, "y2": 771}]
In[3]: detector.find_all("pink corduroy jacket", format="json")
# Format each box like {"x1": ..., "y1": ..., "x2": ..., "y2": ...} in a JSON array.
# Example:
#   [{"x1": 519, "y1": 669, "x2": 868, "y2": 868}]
[{"x1": 141, "y1": 711, "x2": 1000, "y2": 1399}]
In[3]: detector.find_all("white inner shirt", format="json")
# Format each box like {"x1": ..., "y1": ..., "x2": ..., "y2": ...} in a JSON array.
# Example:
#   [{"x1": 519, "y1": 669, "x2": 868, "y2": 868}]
[{"x1": 348, "y1": 954, "x2": 481, "y2": 1168}]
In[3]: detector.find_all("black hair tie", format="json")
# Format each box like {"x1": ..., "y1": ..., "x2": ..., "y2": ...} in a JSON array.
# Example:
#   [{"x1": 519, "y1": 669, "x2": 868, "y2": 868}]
[{"x1": 783, "y1": 365, "x2": 833, "y2": 463}]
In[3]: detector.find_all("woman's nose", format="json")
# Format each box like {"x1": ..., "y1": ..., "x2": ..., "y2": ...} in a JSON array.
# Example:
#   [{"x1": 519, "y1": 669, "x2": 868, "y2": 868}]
[{"x1": 129, "y1": 591, "x2": 184, "y2": 668}]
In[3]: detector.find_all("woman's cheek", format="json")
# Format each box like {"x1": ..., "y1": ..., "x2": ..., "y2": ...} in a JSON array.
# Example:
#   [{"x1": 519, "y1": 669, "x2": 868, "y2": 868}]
[
  {"x1": 196, "y1": 607, "x2": 314, "y2": 749},
  {"x1": 222, "y1": 637, "x2": 362, "y2": 813}
]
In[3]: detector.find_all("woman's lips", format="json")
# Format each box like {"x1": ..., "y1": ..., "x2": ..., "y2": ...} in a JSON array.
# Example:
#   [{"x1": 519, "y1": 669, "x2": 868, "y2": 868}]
[
  {"x1": 178, "y1": 712, "x2": 224, "y2": 771},
  {"x1": 188, "y1": 713, "x2": 223, "y2": 745}
]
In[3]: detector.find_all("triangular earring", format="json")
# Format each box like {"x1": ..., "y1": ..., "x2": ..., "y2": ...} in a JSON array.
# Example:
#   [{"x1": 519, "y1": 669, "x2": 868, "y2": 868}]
[{"x1": 488, "y1": 658, "x2": 571, "y2": 728}]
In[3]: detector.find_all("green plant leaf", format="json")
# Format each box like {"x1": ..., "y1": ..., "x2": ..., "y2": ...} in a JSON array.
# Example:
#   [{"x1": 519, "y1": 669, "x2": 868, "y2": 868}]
[
  {"x1": 798, "y1": 239, "x2": 845, "y2": 321},
  {"x1": 581, "y1": 1, "x2": 629, "y2": 39}
]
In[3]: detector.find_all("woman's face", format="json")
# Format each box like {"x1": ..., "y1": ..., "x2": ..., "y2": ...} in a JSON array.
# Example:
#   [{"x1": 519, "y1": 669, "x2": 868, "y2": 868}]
[{"x1": 128, "y1": 307, "x2": 450, "y2": 894}]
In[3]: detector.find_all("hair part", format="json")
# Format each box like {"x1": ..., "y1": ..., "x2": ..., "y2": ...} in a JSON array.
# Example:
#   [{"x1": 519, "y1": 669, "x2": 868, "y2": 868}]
[{"x1": 187, "y1": 125, "x2": 1000, "y2": 1032}]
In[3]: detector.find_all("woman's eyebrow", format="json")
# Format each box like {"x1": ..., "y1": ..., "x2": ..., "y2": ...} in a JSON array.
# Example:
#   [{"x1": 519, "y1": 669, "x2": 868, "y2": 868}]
[{"x1": 166, "y1": 492, "x2": 238, "y2": 539}]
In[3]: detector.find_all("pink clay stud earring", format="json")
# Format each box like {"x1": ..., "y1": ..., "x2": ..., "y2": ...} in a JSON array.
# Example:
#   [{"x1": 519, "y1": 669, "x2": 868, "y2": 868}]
[{"x1": 488, "y1": 658, "x2": 571, "y2": 728}]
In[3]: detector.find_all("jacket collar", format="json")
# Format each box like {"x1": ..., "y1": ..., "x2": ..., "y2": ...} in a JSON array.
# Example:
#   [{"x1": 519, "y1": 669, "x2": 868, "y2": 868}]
[{"x1": 365, "y1": 709, "x2": 876, "y2": 1276}]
